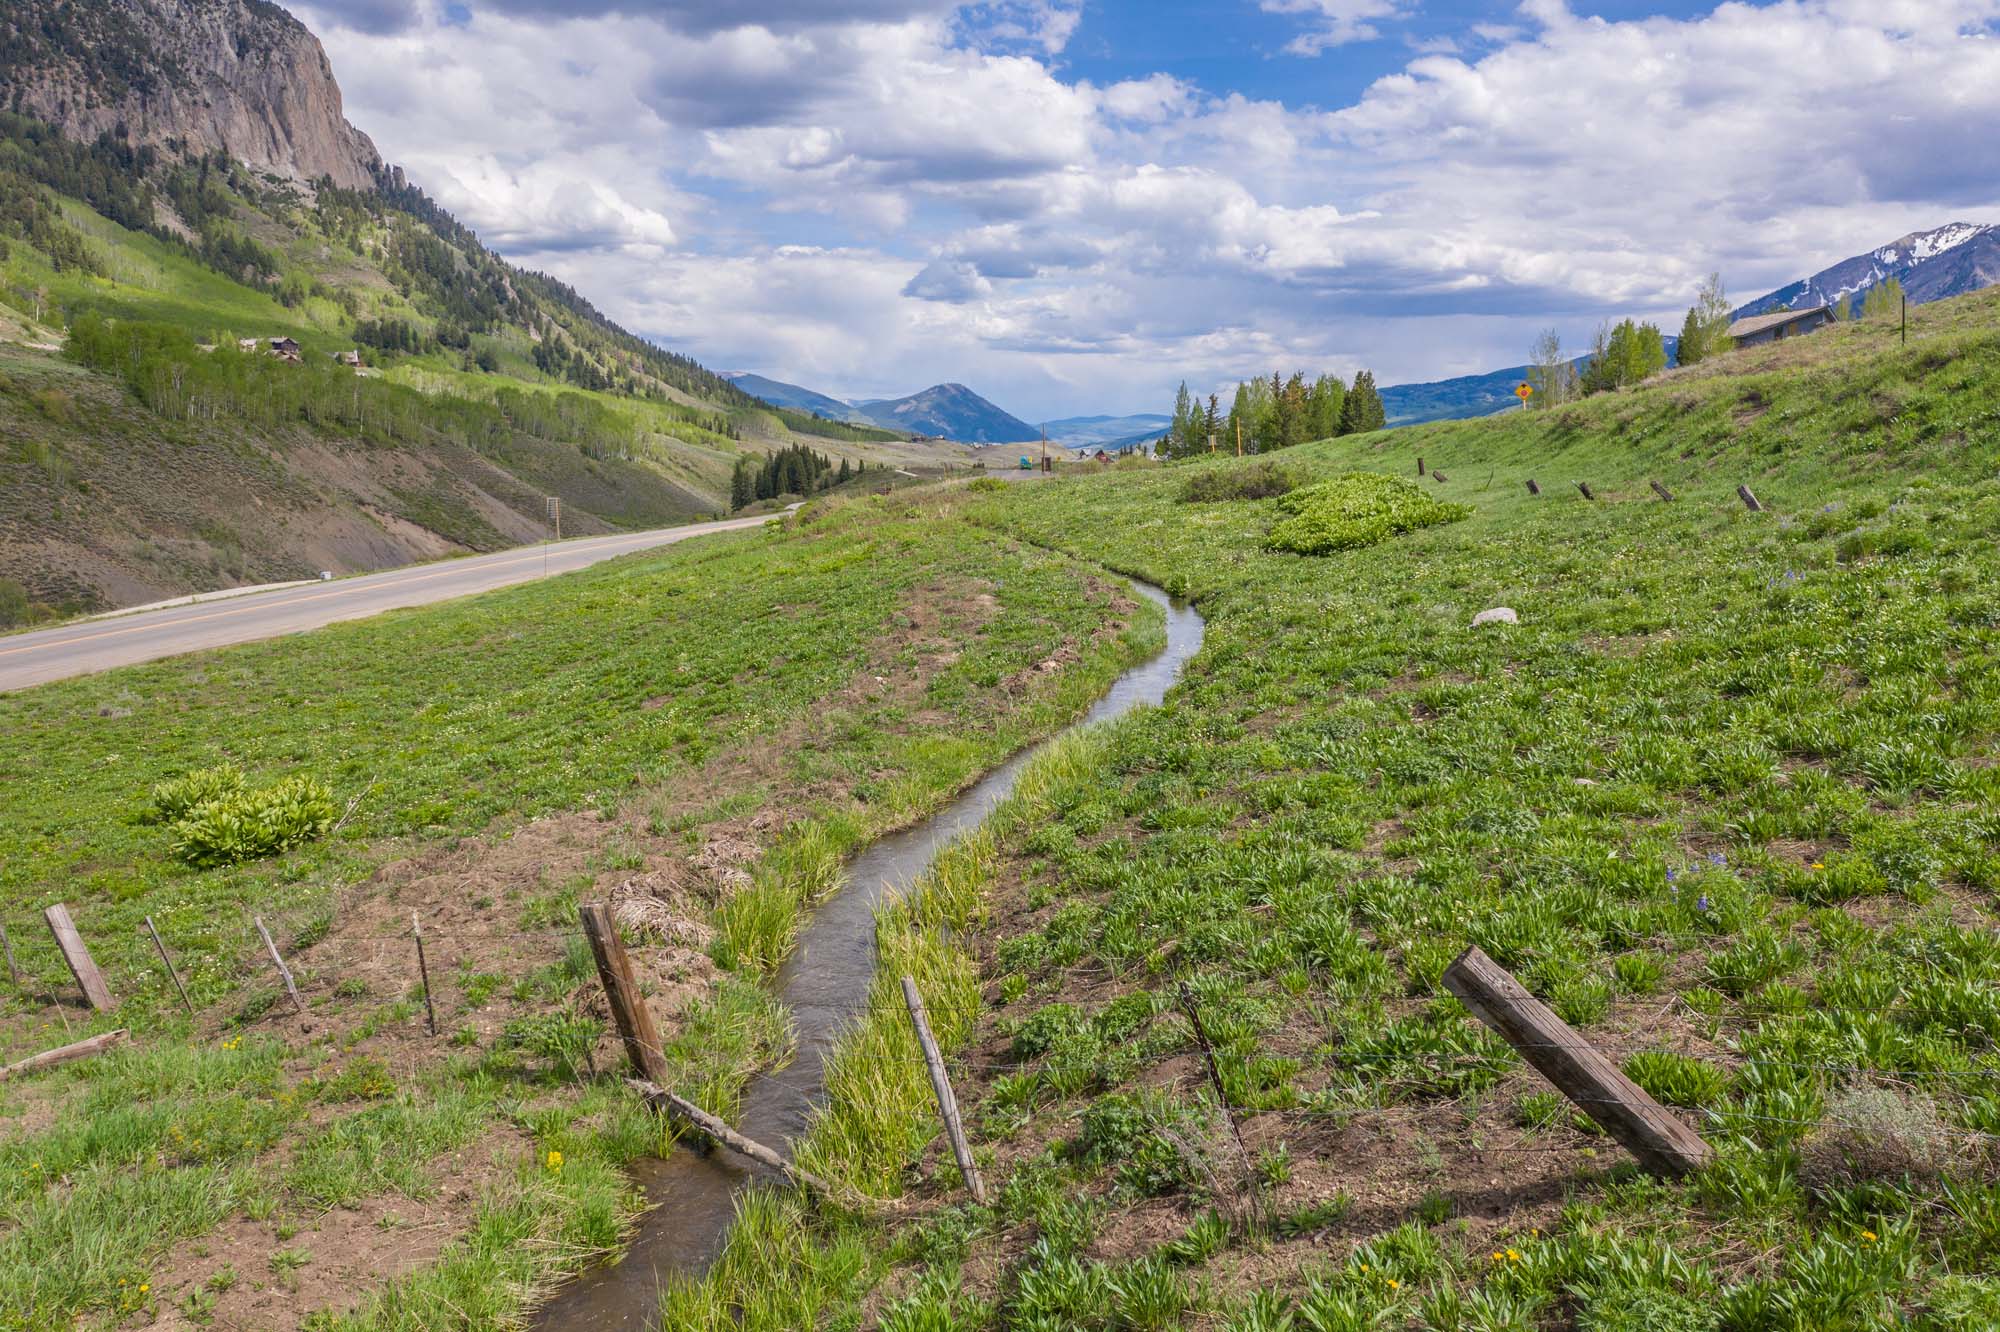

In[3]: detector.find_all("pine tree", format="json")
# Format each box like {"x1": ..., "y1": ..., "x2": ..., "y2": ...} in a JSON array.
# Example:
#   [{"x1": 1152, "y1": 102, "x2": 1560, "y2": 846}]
[
  {"x1": 1168, "y1": 381, "x2": 1196, "y2": 458},
  {"x1": 1305, "y1": 374, "x2": 1345, "y2": 440},
  {"x1": 837, "y1": 456, "x2": 851, "y2": 484},
  {"x1": 1204, "y1": 393, "x2": 1221, "y2": 444},
  {"x1": 1224, "y1": 382, "x2": 1254, "y2": 454},
  {"x1": 1340, "y1": 370, "x2": 1385, "y2": 434},
  {"x1": 730, "y1": 457, "x2": 754, "y2": 510},
  {"x1": 1677, "y1": 306, "x2": 1706, "y2": 366}
]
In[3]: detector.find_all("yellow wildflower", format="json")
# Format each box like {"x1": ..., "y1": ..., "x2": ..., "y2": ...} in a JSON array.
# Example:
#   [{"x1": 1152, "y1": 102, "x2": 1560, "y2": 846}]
[
  {"x1": 1491, "y1": 1251, "x2": 1505, "y2": 1262},
  {"x1": 1507, "y1": 1248, "x2": 1522, "y2": 1262},
  {"x1": 139, "y1": 1284, "x2": 149, "y2": 1295},
  {"x1": 1860, "y1": 1229, "x2": 1878, "y2": 1243},
  {"x1": 1387, "y1": 1279, "x2": 1400, "y2": 1290},
  {"x1": 546, "y1": 1149, "x2": 564, "y2": 1171}
]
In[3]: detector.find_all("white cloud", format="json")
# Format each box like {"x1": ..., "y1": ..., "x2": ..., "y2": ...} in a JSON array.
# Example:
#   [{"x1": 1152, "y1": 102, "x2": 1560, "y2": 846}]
[
  {"x1": 294, "y1": 0, "x2": 2000, "y2": 419},
  {"x1": 1261, "y1": 0, "x2": 1411, "y2": 55}
]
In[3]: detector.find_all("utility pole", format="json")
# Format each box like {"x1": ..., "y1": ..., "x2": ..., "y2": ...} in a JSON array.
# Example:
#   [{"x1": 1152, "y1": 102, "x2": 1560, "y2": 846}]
[
  {"x1": 1235, "y1": 421, "x2": 1242, "y2": 457},
  {"x1": 1901, "y1": 292, "x2": 1907, "y2": 348},
  {"x1": 544, "y1": 496, "x2": 560, "y2": 577}
]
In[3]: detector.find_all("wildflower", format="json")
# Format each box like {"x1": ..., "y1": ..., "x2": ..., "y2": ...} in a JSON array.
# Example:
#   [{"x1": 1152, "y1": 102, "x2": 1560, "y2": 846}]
[
  {"x1": 1709, "y1": 852, "x2": 1726, "y2": 868},
  {"x1": 139, "y1": 1284, "x2": 149, "y2": 1295},
  {"x1": 1507, "y1": 1248, "x2": 1522, "y2": 1262},
  {"x1": 546, "y1": 1149, "x2": 564, "y2": 1172},
  {"x1": 1491, "y1": 1251, "x2": 1505, "y2": 1262},
  {"x1": 1810, "y1": 862, "x2": 1824, "y2": 871},
  {"x1": 1387, "y1": 1278, "x2": 1401, "y2": 1290},
  {"x1": 1696, "y1": 894, "x2": 1711, "y2": 913},
  {"x1": 1860, "y1": 1229, "x2": 1878, "y2": 1243}
]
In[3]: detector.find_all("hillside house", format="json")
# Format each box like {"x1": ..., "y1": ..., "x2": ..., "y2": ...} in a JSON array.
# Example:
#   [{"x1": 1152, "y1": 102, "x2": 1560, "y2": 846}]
[
  {"x1": 334, "y1": 349, "x2": 363, "y2": 369},
  {"x1": 268, "y1": 337, "x2": 302, "y2": 362},
  {"x1": 1727, "y1": 305, "x2": 1836, "y2": 348}
]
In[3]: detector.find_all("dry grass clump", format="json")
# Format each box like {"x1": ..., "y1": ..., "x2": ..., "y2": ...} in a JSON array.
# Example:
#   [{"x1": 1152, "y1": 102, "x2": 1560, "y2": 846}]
[{"x1": 1798, "y1": 1084, "x2": 1962, "y2": 1191}]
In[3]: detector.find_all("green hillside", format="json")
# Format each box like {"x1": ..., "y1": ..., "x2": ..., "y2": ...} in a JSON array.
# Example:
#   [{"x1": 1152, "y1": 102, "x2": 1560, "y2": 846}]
[
  {"x1": 654, "y1": 288, "x2": 2000, "y2": 1329},
  {"x1": 0, "y1": 113, "x2": 918, "y2": 616}
]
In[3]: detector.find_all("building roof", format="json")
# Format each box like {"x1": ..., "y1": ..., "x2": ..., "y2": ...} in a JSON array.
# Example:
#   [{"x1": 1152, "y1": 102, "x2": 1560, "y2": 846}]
[{"x1": 1726, "y1": 305, "x2": 1833, "y2": 339}]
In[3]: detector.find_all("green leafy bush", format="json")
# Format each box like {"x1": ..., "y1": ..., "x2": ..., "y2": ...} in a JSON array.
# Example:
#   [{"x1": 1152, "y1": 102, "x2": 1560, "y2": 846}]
[
  {"x1": 1264, "y1": 473, "x2": 1471, "y2": 555},
  {"x1": 148, "y1": 764, "x2": 246, "y2": 824},
  {"x1": 1179, "y1": 460, "x2": 1296, "y2": 503},
  {"x1": 168, "y1": 773, "x2": 337, "y2": 867}
]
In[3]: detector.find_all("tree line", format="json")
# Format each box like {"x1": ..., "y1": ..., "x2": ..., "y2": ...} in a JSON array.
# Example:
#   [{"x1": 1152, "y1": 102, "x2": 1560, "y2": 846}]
[
  {"x1": 1160, "y1": 369, "x2": 1385, "y2": 459},
  {"x1": 730, "y1": 445, "x2": 870, "y2": 509}
]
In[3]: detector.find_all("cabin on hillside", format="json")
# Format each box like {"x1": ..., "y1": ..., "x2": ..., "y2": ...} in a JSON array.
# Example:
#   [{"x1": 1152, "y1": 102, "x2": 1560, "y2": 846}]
[
  {"x1": 1727, "y1": 305, "x2": 1835, "y2": 348},
  {"x1": 334, "y1": 349, "x2": 363, "y2": 369},
  {"x1": 268, "y1": 337, "x2": 302, "y2": 362}
]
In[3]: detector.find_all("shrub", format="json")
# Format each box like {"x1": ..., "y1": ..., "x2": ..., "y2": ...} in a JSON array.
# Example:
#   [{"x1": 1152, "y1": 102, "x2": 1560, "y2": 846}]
[
  {"x1": 0, "y1": 577, "x2": 29, "y2": 628},
  {"x1": 1798, "y1": 1084, "x2": 1955, "y2": 1191},
  {"x1": 1265, "y1": 473, "x2": 1471, "y2": 555},
  {"x1": 149, "y1": 764, "x2": 247, "y2": 823},
  {"x1": 1076, "y1": 1088, "x2": 1210, "y2": 1196},
  {"x1": 170, "y1": 773, "x2": 337, "y2": 867},
  {"x1": 1179, "y1": 460, "x2": 1296, "y2": 503},
  {"x1": 968, "y1": 476, "x2": 1007, "y2": 493}
]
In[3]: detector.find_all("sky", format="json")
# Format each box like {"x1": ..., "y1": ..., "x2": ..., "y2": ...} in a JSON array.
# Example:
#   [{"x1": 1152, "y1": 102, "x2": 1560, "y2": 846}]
[{"x1": 288, "y1": 0, "x2": 2000, "y2": 420}]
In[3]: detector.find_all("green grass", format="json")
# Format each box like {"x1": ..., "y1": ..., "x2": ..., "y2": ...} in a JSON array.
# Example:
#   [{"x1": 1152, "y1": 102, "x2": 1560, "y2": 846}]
[
  {"x1": 0, "y1": 490, "x2": 1158, "y2": 1329},
  {"x1": 670, "y1": 288, "x2": 2000, "y2": 1330}
]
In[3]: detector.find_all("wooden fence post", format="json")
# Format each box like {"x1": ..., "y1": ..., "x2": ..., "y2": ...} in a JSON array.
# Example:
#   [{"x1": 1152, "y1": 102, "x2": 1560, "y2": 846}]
[
  {"x1": 580, "y1": 903, "x2": 668, "y2": 1083},
  {"x1": 145, "y1": 916, "x2": 194, "y2": 1018},
  {"x1": 43, "y1": 904, "x2": 116, "y2": 1012},
  {"x1": 1525, "y1": 478, "x2": 1541, "y2": 496},
  {"x1": 254, "y1": 917, "x2": 306, "y2": 1015},
  {"x1": 1177, "y1": 981, "x2": 1263, "y2": 1225},
  {"x1": 902, "y1": 976, "x2": 986, "y2": 1204},
  {"x1": 1417, "y1": 456, "x2": 1425, "y2": 477},
  {"x1": 1431, "y1": 470, "x2": 1450, "y2": 484},
  {"x1": 1442, "y1": 946, "x2": 1711, "y2": 1175},
  {"x1": 413, "y1": 912, "x2": 438, "y2": 1037},
  {"x1": 1575, "y1": 481, "x2": 1596, "y2": 501},
  {"x1": 1737, "y1": 485, "x2": 1764, "y2": 512},
  {"x1": 1650, "y1": 480, "x2": 1675, "y2": 502},
  {"x1": 629, "y1": 1080, "x2": 840, "y2": 1199},
  {"x1": 1, "y1": 1030, "x2": 128, "y2": 1082}
]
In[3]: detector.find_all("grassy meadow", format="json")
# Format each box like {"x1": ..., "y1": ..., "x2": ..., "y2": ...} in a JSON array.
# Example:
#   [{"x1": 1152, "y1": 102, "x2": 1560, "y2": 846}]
[
  {"x1": 0, "y1": 498, "x2": 1158, "y2": 1330},
  {"x1": 655, "y1": 288, "x2": 2000, "y2": 1331}
]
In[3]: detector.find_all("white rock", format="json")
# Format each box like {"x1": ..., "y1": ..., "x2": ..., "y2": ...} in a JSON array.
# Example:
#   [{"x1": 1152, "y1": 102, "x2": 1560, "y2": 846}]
[{"x1": 1471, "y1": 607, "x2": 1519, "y2": 627}]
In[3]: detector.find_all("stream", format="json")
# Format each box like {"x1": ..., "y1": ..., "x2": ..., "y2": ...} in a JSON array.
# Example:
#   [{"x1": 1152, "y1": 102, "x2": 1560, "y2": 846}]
[{"x1": 532, "y1": 580, "x2": 1205, "y2": 1330}]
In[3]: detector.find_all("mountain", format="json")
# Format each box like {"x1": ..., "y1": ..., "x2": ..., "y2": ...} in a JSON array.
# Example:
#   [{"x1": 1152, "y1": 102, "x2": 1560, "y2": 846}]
[
  {"x1": 723, "y1": 372, "x2": 882, "y2": 426},
  {"x1": 1040, "y1": 414, "x2": 1172, "y2": 449},
  {"x1": 855, "y1": 383, "x2": 1040, "y2": 443},
  {"x1": 0, "y1": 0, "x2": 908, "y2": 616},
  {"x1": 0, "y1": 0, "x2": 385, "y2": 190},
  {"x1": 1736, "y1": 223, "x2": 2000, "y2": 317}
]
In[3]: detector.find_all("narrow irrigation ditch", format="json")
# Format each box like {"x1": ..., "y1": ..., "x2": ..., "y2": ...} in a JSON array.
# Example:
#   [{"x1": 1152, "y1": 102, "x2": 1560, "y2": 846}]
[{"x1": 531, "y1": 580, "x2": 1207, "y2": 1330}]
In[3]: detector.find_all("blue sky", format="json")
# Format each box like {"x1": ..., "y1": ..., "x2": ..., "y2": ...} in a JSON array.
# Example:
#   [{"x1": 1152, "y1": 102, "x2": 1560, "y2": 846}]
[{"x1": 295, "y1": 0, "x2": 2000, "y2": 420}]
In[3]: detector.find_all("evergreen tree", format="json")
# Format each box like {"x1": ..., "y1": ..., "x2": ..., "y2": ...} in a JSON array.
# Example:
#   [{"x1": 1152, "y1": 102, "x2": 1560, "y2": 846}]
[
  {"x1": 1305, "y1": 374, "x2": 1345, "y2": 440},
  {"x1": 730, "y1": 457, "x2": 755, "y2": 511},
  {"x1": 1677, "y1": 306, "x2": 1705, "y2": 366},
  {"x1": 837, "y1": 456, "x2": 851, "y2": 484},
  {"x1": 1168, "y1": 380, "x2": 1197, "y2": 458},
  {"x1": 1340, "y1": 370, "x2": 1385, "y2": 434},
  {"x1": 1224, "y1": 381, "x2": 1254, "y2": 454},
  {"x1": 1204, "y1": 393, "x2": 1221, "y2": 444}
]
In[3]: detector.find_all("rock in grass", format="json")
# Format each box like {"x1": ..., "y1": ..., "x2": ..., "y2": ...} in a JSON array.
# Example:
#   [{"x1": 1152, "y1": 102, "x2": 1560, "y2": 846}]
[{"x1": 1471, "y1": 607, "x2": 1518, "y2": 627}]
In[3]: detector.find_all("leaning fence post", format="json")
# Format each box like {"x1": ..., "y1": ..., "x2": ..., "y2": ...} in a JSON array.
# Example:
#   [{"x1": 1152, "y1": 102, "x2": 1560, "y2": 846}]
[
  {"x1": 1575, "y1": 481, "x2": 1596, "y2": 501},
  {"x1": 1650, "y1": 480, "x2": 1675, "y2": 502},
  {"x1": 1177, "y1": 981, "x2": 1263, "y2": 1225},
  {"x1": 1442, "y1": 946, "x2": 1711, "y2": 1175},
  {"x1": 145, "y1": 916, "x2": 194, "y2": 1018},
  {"x1": 1737, "y1": 484, "x2": 1764, "y2": 512},
  {"x1": 902, "y1": 975, "x2": 986, "y2": 1204},
  {"x1": 413, "y1": 912, "x2": 438, "y2": 1037},
  {"x1": 580, "y1": 903, "x2": 668, "y2": 1083},
  {"x1": 1525, "y1": 478, "x2": 1541, "y2": 496},
  {"x1": 254, "y1": 916, "x2": 306, "y2": 1015},
  {"x1": 1431, "y1": 470, "x2": 1450, "y2": 484},
  {"x1": 44, "y1": 904, "x2": 116, "y2": 1012}
]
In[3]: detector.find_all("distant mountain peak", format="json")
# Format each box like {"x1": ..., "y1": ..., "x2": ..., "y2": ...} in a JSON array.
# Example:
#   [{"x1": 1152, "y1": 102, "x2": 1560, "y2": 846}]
[
  {"x1": 1737, "y1": 221, "x2": 2000, "y2": 318},
  {"x1": 855, "y1": 383, "x2": 1038, "y2": 443}
]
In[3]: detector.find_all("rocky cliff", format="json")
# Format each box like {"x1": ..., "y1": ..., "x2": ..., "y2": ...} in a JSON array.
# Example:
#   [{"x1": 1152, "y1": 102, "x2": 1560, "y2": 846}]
[{"x1": 0, "y1": 0, "x2": 383, "y2": 190}]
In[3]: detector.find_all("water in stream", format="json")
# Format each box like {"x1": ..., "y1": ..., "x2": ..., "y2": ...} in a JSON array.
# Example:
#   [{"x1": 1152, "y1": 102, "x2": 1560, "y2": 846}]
[{"x1": 533, "y1": 581, "x2": 1205, "y2": 1330}]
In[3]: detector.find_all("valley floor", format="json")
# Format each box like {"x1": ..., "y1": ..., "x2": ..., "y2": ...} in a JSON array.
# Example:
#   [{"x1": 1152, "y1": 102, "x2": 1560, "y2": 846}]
[{"x1": 7, "y1": 288, "x2": 2000, "y2": 1332}]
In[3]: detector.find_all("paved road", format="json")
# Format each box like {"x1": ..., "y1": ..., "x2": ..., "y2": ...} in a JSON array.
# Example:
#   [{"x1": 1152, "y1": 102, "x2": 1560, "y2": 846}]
[{"x1": 0, "y1": 515, "x2": 779, "y2": 692}]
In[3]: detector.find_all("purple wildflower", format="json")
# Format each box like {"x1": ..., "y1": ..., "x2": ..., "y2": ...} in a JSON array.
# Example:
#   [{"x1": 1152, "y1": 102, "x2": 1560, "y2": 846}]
[{"x1": 1696, "y1": 894, "x2": 1711, "y2": 913}]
